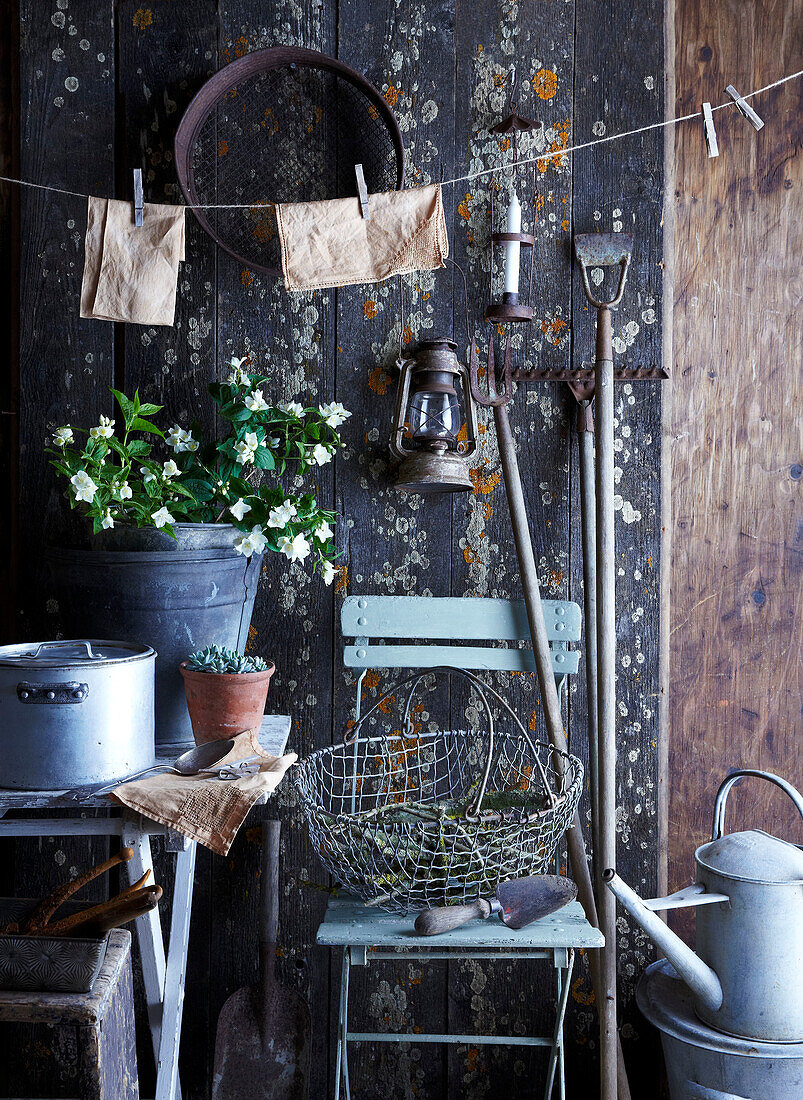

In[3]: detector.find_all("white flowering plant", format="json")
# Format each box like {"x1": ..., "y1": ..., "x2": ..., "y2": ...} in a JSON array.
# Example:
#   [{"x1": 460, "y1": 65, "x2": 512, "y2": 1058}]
[{"x1": 46, "y1": 359, "x2": 351, "y2": 582}]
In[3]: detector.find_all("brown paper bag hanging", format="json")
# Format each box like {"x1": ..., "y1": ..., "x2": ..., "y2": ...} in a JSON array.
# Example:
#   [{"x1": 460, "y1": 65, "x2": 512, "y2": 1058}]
[
  {"x1": 275, "y1": 183, "x2": 448, "y2": 292},
  {"x1": 81, "y1": 196, "x2": 185, "y2": 326}
]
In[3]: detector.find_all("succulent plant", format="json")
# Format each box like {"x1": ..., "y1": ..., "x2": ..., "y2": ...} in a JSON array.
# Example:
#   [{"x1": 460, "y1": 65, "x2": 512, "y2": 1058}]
[{"x1": 185, "y1": 645, "x2": 269, "y2": 675}]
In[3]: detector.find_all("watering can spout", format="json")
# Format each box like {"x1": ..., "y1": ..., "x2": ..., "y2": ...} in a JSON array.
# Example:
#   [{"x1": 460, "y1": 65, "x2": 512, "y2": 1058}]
[{"x1": 604, "y1": 870, "x2": 724, "y2": 1014}]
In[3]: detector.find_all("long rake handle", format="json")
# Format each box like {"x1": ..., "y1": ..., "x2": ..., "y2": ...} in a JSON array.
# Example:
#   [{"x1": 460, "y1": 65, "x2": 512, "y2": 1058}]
[
  {"x1": 493, "y1": 399, "x2": 630, "y2": 1100},
  {"x1": 595, "y1": 307, "x2": 620, "y2": 1100}
]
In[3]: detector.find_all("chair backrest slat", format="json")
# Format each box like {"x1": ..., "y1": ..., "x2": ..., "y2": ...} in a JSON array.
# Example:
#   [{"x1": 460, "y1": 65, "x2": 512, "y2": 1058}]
[{"x1": 342, "y1": 595, "x2": 581, "y2": 680}]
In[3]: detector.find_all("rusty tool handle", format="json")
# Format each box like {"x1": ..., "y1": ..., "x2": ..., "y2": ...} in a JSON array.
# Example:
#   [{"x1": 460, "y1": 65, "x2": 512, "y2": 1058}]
[
  {"x1": 414, "y1": 898, "x2": 493, "y2": 936},
  {"x1": 47, "y1": 885, "x2": 162, "y2": 937},
  {"x1": 22, "y1": 846, "x2": 134, "y2": 933}
]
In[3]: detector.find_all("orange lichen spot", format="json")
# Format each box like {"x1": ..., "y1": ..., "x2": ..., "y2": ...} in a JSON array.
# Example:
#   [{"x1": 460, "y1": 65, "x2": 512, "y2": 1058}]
[
  {"x1": 378, "y1": 692, "x2": 396, "y2": 715},
  {"x1": 549, "y1": 568, "x2": 564, "y2": 589},
  {"x1": 133, "y1": 8, "x2": 153, "y2": 28},
  {"x1": 482, "y1": 502, "x2": 493, "y2": 521},
  {"x1": 541, "y1": 315, "x2": 568, "y2": 345},
  {"x1": 533, "y1": 68, "x2": 558, "y2": 101},
  {"x1": 466, "y1": 1047, "x2": 480, "y2": 1072},
  {"x1": 402, "y1": 325, "x2": 413, "y2": 345},
  {"x1": 469, "y1": 467, "x2": 501, "y2": 495},
  {"x1": 245, "y1": 825, "x2": 262, "y2": 845},
  {"x1": 245, "y1": 625, "x2": 258, "y2": 653},
  {"x1": 463, "y1": 545, "x2": 477, "y2": 564},
  {"x1": 363, "y1": 299, "x2": 379, "y2": 320},
  {"x1": 572, "y1": 973, "x2": 596, "y2": 1006},
  {"x1": 368, "y1": 365, "x2": 392, "y2": 396},
  {"x1": 457, "y1": 193, "x2": 472, "y2": 223},
  {"x1": 368, "y1": 102, "x2": 379, "y2": 120},
  {"x1": 262, "y1": 108, "x2": 279, "y2": 136},
  {"x1": 384, "y1": 85, "x2": 400, "y2": 106},
  {"x1": 234, "y1": 36, "x2": 249, "y2": 58},
  {"x1": 537, "y1": 118, "x2": 572, "y2": 173},
  {"x1": 561, "y1": 219, "x2": 569, "y2": 231},
  {"x1": 241, "y1": 270, "x2": 253, "y2": 287},
  {"x1": 218, "y1": 139, "x2": 229, "y2": 158},
  {"x1": 335, "y1": 566, "x2": 349, "y2": 595},
  {"x1": 498, "y1": 136, "x2": 511, "y2": 152}
]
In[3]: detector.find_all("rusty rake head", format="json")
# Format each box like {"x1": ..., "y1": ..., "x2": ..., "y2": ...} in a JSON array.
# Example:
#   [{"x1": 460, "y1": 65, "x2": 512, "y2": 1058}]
[{"x1": 468, "y1": 334, "x2": 515, "y2": 409}]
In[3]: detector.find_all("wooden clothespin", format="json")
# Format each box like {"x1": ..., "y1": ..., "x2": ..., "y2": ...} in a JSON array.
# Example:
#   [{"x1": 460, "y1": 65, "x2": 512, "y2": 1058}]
[
  {"x1": 354, "y1": 163, "x2": 370, "y2": 220},
  {"x1": 133, "y1": 168, "x2": 144, "y2": 226},
  {"x1": 725, "y1": 85, "x2": 764, "y2": 131},
  {"x1": 701, "y1": 102, "x2": 719, "y2": 158}
]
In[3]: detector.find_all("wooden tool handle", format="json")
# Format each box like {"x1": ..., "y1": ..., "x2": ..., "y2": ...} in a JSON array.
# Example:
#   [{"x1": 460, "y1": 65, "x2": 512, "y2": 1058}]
[
  {"x1": 47, "y1": 885, "x2": 162, "y2": 937},
  {"x1": 22, "y1": 846, "x2": 134, "y2": 933},
  {"x1": 414, "y1": 898, "x2": 492, "y2": 936}
]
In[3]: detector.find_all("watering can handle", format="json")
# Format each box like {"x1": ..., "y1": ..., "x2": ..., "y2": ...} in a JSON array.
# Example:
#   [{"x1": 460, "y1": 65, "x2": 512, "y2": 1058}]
[{"x1": 712, "y1": 769, "x2": 803, "y2": 841}]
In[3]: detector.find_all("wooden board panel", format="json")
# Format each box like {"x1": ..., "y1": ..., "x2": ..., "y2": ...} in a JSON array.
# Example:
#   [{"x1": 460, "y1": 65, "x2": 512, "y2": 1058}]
[
  {"x1": 572, "y1": 0, "x2": 667, "y2": 1087},
  {"x1": 211, "y1": 7, "x2": 338, "y2": 1100},
  {"x1": 669, "y1": 0, "x2": 803, "y2": 921},
  {"x1": 448, "y1": 2, "x2": 579, "y2": 1094},
  {"x1": 333, "y1": 1, "x2": 458, "y2": 1093}
]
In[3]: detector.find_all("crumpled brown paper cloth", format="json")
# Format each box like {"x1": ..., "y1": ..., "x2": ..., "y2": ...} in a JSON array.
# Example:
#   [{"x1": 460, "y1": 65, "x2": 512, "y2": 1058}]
[
  {"x1": 275, "y1": 183, "x2": 448, "y2": 292},
  {"x1": 110, "y1": 729, "x2": 297, "y2": 855},
  {"x1": 81, "y1": 196, "x2": 185, "y2": 326}
]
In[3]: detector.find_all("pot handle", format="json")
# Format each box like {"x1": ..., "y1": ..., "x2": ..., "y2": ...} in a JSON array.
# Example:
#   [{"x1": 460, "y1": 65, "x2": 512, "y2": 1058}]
[
  {"x1": 18, "y1": 640, "x2": 103, "y2": 661},
  {"x1": 712, "y1": 769, "x2": 803, "y2": 840},
  {"x1": 684, "y1": 1082, "x2": 753, "y2": 1100}
]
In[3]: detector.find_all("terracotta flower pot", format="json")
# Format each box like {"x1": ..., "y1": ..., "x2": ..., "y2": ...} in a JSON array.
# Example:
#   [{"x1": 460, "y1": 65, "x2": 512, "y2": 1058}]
[{"x1": 179, "y1": 661, "x2": 275, "y2": 745}]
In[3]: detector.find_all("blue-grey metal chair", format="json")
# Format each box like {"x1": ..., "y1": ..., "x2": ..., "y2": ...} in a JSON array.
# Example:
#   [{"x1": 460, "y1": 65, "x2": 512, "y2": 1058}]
[{"x1": 316, "y1": 594, "x2": 602, "y2": 1100}]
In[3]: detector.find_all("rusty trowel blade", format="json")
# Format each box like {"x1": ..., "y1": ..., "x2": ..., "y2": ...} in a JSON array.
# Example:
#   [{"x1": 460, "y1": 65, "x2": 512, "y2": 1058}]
[
  {"x1": 574, "y1": 232, "x2": 633, "y2": 267},
  {"x1": 496, "y1": 875, "x2": 578, "y2": 929}
]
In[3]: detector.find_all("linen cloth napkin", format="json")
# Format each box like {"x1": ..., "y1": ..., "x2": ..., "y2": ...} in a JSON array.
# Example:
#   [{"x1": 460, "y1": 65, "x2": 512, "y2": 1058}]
[
  {"x1": 275, "y1": 183, "x2": 448, "y2": 292},
  {"x1": 110, "y1": 729, "x2": 297, "y2": 855},
  {"x1": 80, "y1": 196, "x2": 186, "y2": 326}
]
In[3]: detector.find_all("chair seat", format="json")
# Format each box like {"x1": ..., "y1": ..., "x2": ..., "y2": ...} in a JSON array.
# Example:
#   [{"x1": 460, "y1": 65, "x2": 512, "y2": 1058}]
[{"x1": 317, "y1": 894, "x2": 603, "y2": 950}]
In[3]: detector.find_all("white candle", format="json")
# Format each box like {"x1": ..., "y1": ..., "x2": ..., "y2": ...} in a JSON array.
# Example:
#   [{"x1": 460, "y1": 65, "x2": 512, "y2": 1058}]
[{"x1": 503, "y1": 189, "x2": 521, "y2": 296}]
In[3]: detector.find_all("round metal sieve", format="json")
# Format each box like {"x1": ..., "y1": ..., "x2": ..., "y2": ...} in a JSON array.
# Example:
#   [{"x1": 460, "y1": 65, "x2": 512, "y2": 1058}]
[{"x1": 175, "y1": 46, "x2": 405, "y2": 276}]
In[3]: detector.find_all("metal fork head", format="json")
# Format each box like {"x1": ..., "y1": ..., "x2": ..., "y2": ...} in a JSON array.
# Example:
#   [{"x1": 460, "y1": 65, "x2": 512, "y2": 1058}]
[
  {"x1": 574, "y1": 232, "x2": 633, "y2": 310},
  {"x1": 468, "y1": 333, "x2": 515, "y2": 409}
]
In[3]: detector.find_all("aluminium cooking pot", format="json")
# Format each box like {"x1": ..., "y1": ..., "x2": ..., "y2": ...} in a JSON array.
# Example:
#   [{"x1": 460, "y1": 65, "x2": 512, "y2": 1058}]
[{"x1": 0, "y1": 639, "x2": 155, "y2": 790}]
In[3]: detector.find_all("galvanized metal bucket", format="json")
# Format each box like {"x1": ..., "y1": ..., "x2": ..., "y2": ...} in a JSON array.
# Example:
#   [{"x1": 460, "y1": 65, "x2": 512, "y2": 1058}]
[
  {"x1": 47, "y1": 524, "x2": 263, "y2": 752},
  {"x1": 638, "y1": 959, "x2": 803, "y2": 1100}
]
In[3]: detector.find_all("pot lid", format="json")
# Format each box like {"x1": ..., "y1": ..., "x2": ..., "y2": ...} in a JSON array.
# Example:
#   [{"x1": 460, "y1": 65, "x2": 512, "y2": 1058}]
[
  {"x1": 0, "y1": 640, "x2": 155, "y2": 667},
  {"x1": 696, "y1": 829, "x2": 803, "y2": 884}
]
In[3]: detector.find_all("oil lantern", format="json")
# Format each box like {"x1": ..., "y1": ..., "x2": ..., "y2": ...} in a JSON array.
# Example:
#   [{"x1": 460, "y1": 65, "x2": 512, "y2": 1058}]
[{"x1": 390, "y1": 337, "x2": 478, "y2": 494}]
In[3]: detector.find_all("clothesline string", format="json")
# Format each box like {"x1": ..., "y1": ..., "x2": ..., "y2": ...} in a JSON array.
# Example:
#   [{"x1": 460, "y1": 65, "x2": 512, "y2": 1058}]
[{"x1": 0, "y1": 68, "x2": 799, "y2": 207}]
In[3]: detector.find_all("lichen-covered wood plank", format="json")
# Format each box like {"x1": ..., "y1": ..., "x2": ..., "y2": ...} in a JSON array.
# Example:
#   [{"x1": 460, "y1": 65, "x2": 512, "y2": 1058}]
[
  {"x1": 14, "y1": 2, "x2": 117, "y2": 1085},
  {"x1": 447, "y1": 2, "x2": 579, "y2": 1095},
  {"x1": 572, "y1": 0, "x2": 666, "y2": 1089},
  {"x1": 210, "y1": 6, "x2": 338, "y2": 1100},
  {"x1": 115, "y1": 7, "x2": 220, "y2": 1093},
  {"x1": 332, "y1": 0, "x2": 460, "y2": 1093}
]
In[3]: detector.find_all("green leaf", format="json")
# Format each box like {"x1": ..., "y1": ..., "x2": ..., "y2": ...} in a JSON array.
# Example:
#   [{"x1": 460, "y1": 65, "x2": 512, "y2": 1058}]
[
  {"x1": 252, "y1": 447, "x2": 275, "y2": 470},
  {"x1": 130, "y1": 418, "x2": 165, "y2": 437},
  {"x1": 110, "y1": 388, "x2": 135, "y2": 425},
  {"x1": 137, "y1": 403, "x2": 163, "y2": 417},
  {"x1": 127, "y1": 440, "x2": 151, "y2": 457},
  {"x1": 181, "y1": 478, "x2": 216, "y2": 502}
]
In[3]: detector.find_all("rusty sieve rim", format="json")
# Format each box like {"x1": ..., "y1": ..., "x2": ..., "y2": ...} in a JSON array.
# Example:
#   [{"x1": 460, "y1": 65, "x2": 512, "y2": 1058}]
[{"x1": 174, "y1": 46, "x2": 406, "y2": 276}]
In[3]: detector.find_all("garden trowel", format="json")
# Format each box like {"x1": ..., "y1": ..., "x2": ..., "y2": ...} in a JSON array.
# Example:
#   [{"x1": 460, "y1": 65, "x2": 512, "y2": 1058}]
[{"x1": 414, "y1": 875, "x2": 577, "y2": 936}]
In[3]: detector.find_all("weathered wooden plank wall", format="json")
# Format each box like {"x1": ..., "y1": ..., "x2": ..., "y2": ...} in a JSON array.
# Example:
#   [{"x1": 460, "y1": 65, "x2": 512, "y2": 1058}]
[
  {"x1": 669, "y1": 0, "x2": 803, "y2": 931},
  {"x1": 4, "y1": 0, "x2": 667, "y2": 1095}
]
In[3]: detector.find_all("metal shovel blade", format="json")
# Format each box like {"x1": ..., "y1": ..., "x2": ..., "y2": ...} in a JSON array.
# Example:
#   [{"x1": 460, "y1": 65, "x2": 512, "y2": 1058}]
[
  {"x1": 574, "y1": 232, "x2": 633, "y2": 268},
  {"x1": 212, "y1": 822, "x2": 310, "y2": 1100},
  {"x1": 496, "y1": 875, "x2": 578, "y2": 930}
]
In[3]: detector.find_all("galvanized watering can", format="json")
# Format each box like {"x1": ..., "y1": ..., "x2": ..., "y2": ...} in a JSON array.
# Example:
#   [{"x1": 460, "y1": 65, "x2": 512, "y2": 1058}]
[{"x1": 605, "y1": 769, "x2": 803, "y2": 1042}]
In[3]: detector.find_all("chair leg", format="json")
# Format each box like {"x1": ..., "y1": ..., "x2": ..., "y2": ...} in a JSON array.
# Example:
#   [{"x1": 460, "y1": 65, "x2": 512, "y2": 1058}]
[
  {"x1": 544, "y1": 949, "x2": 574, "y2": 1100},
  {"x1": 334, "y1": 949, "x2": 352, "y2": 1100}
]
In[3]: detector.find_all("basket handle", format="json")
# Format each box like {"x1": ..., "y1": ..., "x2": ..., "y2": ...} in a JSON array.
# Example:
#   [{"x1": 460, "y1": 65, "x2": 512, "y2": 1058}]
[{"x1": 343, "y1": 666, "x2": 557, "y2": 818}]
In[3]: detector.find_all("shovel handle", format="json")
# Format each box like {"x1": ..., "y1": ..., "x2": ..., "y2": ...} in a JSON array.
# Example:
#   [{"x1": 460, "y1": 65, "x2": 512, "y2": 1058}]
[{"x1": 415, "y1": 898, "x2": 493, "y2": 936}]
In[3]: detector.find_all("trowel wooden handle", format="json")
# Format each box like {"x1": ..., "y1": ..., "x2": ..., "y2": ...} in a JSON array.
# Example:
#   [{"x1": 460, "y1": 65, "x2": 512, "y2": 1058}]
[
  {"x1": 23, "y1": 846, "x2": 134, "y2": 933},
  {"x1": 415, "y1": 898, "x2": 492, "y2": 936}
]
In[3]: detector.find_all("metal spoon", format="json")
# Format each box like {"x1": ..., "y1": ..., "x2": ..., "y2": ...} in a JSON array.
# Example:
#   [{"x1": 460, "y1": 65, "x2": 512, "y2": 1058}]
[{"x1": 66, "y1": 739, "x2": 240, "y2": 800}]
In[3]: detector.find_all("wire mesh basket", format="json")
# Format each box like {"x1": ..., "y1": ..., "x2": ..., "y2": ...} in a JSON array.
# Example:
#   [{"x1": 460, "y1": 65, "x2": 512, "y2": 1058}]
[{"x1": 294, "y1": 667, "x2": 583, "y2": 912}]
